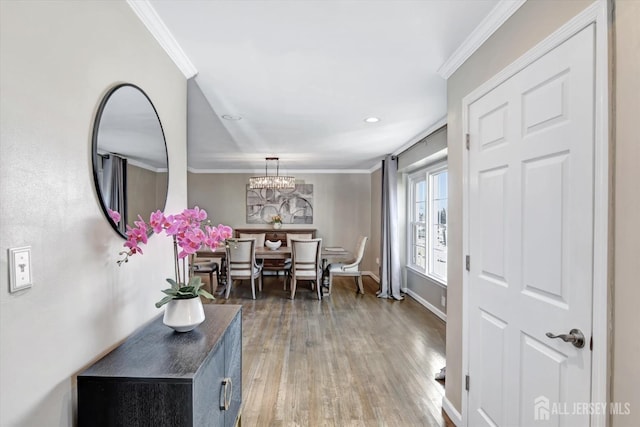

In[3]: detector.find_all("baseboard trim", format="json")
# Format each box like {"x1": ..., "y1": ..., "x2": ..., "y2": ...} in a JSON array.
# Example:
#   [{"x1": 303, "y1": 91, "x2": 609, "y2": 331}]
[
  {"x1": 403, "y1": 288, "x2": 447, "y2": 321},
  {"x1": 442, "y1": 396, "x2": 462, "y2": 427}
]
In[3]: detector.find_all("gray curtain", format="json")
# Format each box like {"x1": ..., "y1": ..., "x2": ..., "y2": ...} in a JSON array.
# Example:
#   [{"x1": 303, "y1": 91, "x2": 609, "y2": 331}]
[
  {"x1": 102, "y1": 154, "x2": 127, "y2": 235},
  {"x1": 378, "y1": 154, "x2": 403, "y2": 300}
]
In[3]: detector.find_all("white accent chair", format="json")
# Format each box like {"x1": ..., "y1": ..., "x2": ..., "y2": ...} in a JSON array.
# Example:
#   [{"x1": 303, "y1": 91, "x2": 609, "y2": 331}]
[
  {"x1": 286, "y1": 238, "x2": 323, "y2": 300},
  {"x1": 328, "y1": 236, "x2": 368, "y2": 295},
  {"x1": 225, "y1": 238, "x2": 263, "y2": 299}
]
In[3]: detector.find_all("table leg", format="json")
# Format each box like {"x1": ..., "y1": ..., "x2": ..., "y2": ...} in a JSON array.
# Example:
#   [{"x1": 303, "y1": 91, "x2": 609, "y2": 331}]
[
  {"x1": 217, "y1": 258, "x2": 228, "y2": 295},
  {"x1": 321, "y1": 258, "x2": 330, "y2": 291}
]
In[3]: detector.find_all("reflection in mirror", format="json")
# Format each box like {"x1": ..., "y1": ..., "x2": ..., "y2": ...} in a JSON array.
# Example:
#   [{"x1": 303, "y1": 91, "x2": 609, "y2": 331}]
[{"x1": 92, "y1": 84, "x2": 169, "y2": 238}]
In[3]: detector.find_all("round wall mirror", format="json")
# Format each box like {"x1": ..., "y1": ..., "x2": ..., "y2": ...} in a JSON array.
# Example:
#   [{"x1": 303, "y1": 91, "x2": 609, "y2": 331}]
[{"x1": 92, "y1": 84, "x2": 169, "y2": 238}]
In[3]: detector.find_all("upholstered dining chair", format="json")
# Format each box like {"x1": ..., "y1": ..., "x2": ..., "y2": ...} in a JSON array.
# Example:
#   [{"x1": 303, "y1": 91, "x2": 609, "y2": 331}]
[
  {"x1": 283, "y1": 233, "x2": 312, "y2": 289},
  {"x1": 286, "y1": 238, "x2": 323, "y2": 300},
  {"x1": 239, "y1": 232, "x2": 266, "y2": 271},
  {"x1": 327, "y1": 236, "x2": 368, "y2": 295},
  {"x1": 225, "y1": 238, "x2": 263, "y2": 299},
  {"x1": 190, "y1": 254, "x2": 220, "y2": 294},
  {"x1": 286, "y1": 233, "x2": 312, "y2": 248},
  {"x1": 238, "y1": 232, "x2": 266, "y2": 248}
]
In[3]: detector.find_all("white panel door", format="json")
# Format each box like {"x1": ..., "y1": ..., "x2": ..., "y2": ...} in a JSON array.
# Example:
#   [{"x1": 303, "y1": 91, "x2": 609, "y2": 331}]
[{"x1": 467, "y1": 25, "x2": 595, "y2": 427}]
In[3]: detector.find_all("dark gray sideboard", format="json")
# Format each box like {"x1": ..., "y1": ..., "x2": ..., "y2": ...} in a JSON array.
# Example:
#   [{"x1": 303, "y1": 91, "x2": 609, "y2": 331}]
[{"x1": 77, "y1": 304, "x2": 242, "y2": 427}]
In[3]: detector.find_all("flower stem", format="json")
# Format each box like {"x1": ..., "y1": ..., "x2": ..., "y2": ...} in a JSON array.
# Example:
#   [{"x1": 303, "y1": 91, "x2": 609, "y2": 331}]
[
  {"x1": 173, "y1": 236, "x2": 180, "y2": 284},
  {"x1": 182, "y1": 257, "x2": 187, "y2": 284}
]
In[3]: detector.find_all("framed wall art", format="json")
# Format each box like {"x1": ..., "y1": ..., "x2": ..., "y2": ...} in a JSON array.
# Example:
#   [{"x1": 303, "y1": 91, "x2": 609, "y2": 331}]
[{"x1": 246, "y1": 184, "x2": 313, "y2": 224}]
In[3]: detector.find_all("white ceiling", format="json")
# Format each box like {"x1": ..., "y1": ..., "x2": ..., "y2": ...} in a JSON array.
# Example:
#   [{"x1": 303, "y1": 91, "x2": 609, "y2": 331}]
[{"x1": 135, "y1": 0, "x2": 516, "y2": 172}]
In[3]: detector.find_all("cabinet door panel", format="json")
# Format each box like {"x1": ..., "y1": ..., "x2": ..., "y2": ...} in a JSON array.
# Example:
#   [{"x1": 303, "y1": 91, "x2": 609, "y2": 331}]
[
  {"x1": 78, "y1": 380, "x2": 192, "y2": 427},
  {"x1": 194, "y1": 343, "x2": 225, "y2": 426},
  {"x1": 224, "y1": 313, "x2": 243, "y2": 426}
]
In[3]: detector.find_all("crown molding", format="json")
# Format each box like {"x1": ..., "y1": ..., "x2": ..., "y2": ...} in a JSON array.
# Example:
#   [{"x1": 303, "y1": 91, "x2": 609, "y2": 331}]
[
  {"x1": 127, "y1": 0, "x2": 198, "y2": 78},
  {"x1": 437, "y1": 0, "x2": 526, "y2": 79},
  {"x1": 367, "y1": 162, "x2": 382, "y2": 174},
  {"x1": 187, "y1": 167, "x2": 373, "y2": 174},
  {"x1": 393, "y1": 115, "x2": 447, "y2": 157},
  {"x1": 128, "y1": 158, "x2": 168, "y2": 173},
  {"x1": 362, "y1": 115, "x2": 448, "y2": 174}
]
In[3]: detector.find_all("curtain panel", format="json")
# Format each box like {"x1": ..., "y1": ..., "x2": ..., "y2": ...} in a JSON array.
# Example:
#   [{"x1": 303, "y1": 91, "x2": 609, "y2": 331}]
[{"x1": 379, "y1": 155, "x2": 403, "y2": 300}]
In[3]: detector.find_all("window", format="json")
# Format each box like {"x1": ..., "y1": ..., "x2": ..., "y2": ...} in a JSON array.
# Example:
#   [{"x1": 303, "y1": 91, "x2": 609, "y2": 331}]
[{"x1": 408, "y1": 163, "x2": 448, "y2": 283}]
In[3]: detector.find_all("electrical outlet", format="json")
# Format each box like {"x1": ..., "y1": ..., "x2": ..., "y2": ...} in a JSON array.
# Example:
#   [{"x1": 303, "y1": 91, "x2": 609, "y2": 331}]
[
  {"x1": 441, "y1": 295, "x2": 446, "y2": 307},
  {"x1": 9, "y1": 246, "x2": 32, "y2": 292},
  {"x1": 375, "y1": 257, "x2": 380, "y2": 265}
]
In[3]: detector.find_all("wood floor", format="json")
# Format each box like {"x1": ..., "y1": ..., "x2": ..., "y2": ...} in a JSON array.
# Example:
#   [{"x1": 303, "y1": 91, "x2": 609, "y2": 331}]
[{"x1": 206, "y1": 274, "x2": 452, "y2": 427}]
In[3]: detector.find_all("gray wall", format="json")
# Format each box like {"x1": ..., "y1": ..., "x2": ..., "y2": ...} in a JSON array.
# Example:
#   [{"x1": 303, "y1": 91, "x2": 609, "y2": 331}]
[
  {"x1": 0, "y1": 1, "x2": 187, "y2": 425},
  {"x1": 612, "y1": 1, "x2": 640, "y2": 425},
  {"x1": 397, "y1": 127, "x2": 448, "y2": 317},
  {"x1": 446, "y1": 0, "x2": 610, "y2": 415},
  {"x1": 188, "y1": 172, "x2": 377, "y2": 273},
  {"x1": 370, "y1": 168, "x2": 382, "y2": 280},
  {"x1": 127, "y1": 164, "x2": 168, "y2": 228}
]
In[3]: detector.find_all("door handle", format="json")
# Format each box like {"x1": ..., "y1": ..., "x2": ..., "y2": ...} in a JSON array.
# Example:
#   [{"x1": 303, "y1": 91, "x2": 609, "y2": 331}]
[
  {"x1": 220, "y1": 377, "x2": 232, "y2": 410},
  {"x1": 545, "y1": 329, "x2": 585, "y2": 348}
]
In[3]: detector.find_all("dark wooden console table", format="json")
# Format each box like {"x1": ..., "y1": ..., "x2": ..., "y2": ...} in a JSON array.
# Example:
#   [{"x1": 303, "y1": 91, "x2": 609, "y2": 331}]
[{"x1": 77, "y1": 305, "x2": 242, "y2": 427}]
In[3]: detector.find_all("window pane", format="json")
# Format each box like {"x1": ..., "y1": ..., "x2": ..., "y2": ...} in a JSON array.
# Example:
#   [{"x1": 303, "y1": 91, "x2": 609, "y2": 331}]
[
  {"x1": 433, "y1": 224, "x2": 447, "y2": 250},
  {"x1": 432, "y1": 247, "x2": 447, "y2": 280},
  {"x1": 433, "y1": 201, "x2": 447, "y2": 225},
  {"x1": 432, "y1": 171, "x2": 447, "y2": 200},
  {"x1": 416, "y1": 224, "x2": 426, "y2": 247},
  {"x1": 411, "y1": 223, "x2": 426, "y2": 268},
  {"x1": 415, "y1": 245, "x2": 426, "y2": 269},
  {"x1": 415, "y1": 180, "x2": 426, "y2": 202},
  {"x1": 416, "y1": 201, "x2": 426, "y2": 223},
  {"x1": 407, "y1": 165, "x2": 447, "y2": 284},
  {"x1": 428, "y1": 169, "x2": 448, "y2": 282}
]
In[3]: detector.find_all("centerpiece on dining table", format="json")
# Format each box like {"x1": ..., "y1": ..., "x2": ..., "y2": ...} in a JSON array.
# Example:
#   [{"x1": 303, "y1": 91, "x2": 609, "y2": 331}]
[
  {"x1": 271, "y1": 214, "x2": 283, "y2": 229},
  {"x1": 116, "y1": 206, "x2": 233, "y2": 332}
]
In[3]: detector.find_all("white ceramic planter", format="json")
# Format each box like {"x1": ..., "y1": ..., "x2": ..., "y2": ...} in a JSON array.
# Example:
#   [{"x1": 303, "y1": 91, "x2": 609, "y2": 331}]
[
  {"x1": 163, "y1": 297, "x2": 205, "y2": 332},
  {"x1": 273, "y1": 222, "x2": 282, "y2": 229}
]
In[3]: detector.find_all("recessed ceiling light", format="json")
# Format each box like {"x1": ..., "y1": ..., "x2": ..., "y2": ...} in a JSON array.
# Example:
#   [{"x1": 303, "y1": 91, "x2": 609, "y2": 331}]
[
  {"x1": 364, "y1": 117, "x2": 380, "y2": 123},
  {"x1": 222, "y1": 114, "x2": 242, "y2": 121}
]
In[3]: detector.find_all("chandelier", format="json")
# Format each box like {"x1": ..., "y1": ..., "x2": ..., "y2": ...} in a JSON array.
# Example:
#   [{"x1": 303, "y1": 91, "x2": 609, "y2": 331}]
[{"x1": 249, "y1": 157, "x2": 296, "y2": 189}]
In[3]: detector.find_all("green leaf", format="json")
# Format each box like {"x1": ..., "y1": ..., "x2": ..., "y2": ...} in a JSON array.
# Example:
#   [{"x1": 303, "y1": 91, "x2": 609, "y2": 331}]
[
  {"x1": 198, "y1": 288, "x2": 215, "y2": 300},
  {"x1": 186, "y1": 277, "x2": 204, "y2": 293},
  {"x1": 177, "y1": 286, "x2": 196, "y2": 296},
  {"x1": 166, "y1": 278, "x2": 180, "y2": 290},
  {"x1": 161, "y1": 288, "x2": 178, "y2": 296},
  {"x1": 155, "y1": 295, "x2": 174, "y2": 308},
  {"x1": 188, "y1": 276, "x2": 202, "y2": 287}
]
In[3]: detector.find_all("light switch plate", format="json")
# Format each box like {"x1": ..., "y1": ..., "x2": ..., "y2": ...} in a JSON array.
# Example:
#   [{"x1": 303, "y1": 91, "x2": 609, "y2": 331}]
[{"x1": 9, "y1": 246, "x2": 32, "y2": 292}]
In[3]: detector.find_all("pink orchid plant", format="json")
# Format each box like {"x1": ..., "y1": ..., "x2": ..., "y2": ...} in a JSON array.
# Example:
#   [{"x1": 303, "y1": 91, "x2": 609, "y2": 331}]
[{"x1": 116, "y1": 206, "x2": 233, "y2": 307}]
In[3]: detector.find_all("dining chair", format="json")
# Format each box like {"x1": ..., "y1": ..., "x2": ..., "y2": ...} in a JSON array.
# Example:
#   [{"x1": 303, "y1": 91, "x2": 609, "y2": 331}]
[
  {"x1": 286, "y1": 238, "x2": 323, "y2": 300},
  {"x1": 189, "y1": 254, "x2": 220, "y2": 294},
  {"x1": 238, "y1": 232, "x2": 266, "y2": 248},
  {"x1": 283, "y1": 233, "x2": 312, "y2": 289},
  {"x1": 225, "y1": 238, "x2": 263, "y2": 299},
  {"x1": 239, "y1": 232, "x2": 266, "y2": 272},
  {"x1": 286, "y1": 233, "x2": 312, "y2": 248},
  {"x1": 327, "y1": 236, "x2": 368, "y2": 295}
]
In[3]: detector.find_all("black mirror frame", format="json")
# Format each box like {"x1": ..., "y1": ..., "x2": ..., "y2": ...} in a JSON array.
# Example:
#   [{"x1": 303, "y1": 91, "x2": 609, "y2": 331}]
[{"x1": 91, "y1": 83, "x2": 169, "y2": 239}]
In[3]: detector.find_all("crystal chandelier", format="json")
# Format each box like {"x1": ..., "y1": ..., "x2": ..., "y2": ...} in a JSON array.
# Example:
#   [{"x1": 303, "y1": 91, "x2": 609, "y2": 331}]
[{"x1": 249, "y1": 157, "x2": 295, "y2": 189}]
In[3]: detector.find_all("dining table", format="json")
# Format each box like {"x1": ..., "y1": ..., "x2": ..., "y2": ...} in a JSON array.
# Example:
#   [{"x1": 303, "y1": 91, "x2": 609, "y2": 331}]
[{"x1": 196, "y1": 245, "x2": 352, "y2": 296}]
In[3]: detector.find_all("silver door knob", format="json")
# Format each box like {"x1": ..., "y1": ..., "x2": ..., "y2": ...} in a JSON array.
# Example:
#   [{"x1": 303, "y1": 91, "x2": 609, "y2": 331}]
[{"x1": 545, "y1": 329, "x2": 585, "y2": 348}]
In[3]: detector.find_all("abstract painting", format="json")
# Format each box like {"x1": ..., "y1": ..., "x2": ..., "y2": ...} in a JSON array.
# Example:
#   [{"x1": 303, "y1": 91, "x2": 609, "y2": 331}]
[{"x1": 246, "y1": 184, "x2": 313, "y2": 224}]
